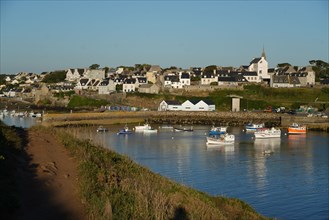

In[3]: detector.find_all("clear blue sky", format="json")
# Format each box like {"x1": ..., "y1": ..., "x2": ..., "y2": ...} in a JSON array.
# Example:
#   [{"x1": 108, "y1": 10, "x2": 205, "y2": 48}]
[{"x1": 1, "y1": 0, "x2": 328, "y2": 74}]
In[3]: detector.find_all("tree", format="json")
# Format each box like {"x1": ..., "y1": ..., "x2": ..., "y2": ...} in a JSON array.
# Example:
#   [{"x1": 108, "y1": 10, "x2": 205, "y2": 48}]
[
  {"x1": 42, "y1": 71, "x2": 66, "y2": 83},
  {"x1": 89, "y1": 64, "x2": 100, "y2": 70},
  {"x1": 103, "y1": 66, "x2": 110, "y2": 73},
  {"x1": 309, "y1": 60, "x2": 329, "y2": 81},
  {"x1": 203, "y1": 65, "x2": 217, "y2": 74},
  {"x1": 277, "y1": 63, "x2": 291, "y2": 68}
]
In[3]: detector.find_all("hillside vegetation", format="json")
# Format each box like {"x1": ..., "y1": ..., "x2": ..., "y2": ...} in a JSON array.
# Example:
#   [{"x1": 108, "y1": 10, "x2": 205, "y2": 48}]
[
  {"x1": 54, "y1": 127, "x2": 270, "y2": 220},
  {"x1": 124, "y1": 85, "x2": 329, "y2": 111}
]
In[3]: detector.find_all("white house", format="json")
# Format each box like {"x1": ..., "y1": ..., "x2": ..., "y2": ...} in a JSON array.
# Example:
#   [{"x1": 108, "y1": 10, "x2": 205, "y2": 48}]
[
  {"x1": 179, "y1": 72, "x2": 191, "y2": 86},
  {"x1": 248, "y1": 49, "x2": 269, "y2": 82},
  {"x1": 164, "y1": 74, "x2": 183, "y2": 89},
  {"x1": 201, "y1": 71, "x2": 217, "y2": 85},
  {"x1": 65, "y1": 68, "x2": 86, "y2": 82},
  {"x1": 158, "y1": 100, "x2": 215, "y2": 111},
  {"x1": 158, "y1": 100, "x2": 183, "y2": 111},
  {"x1": 75, "y1": 78, "x2": 89, "y2": 90},
  {"x1": 123, "y1": 78, "x2": 137, "y2": 92}
]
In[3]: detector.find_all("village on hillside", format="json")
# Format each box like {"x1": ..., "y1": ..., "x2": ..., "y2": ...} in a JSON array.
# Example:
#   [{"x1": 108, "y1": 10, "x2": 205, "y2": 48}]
[{"x1": 0, "y1": 50, "x2": 328, "y2": 109}]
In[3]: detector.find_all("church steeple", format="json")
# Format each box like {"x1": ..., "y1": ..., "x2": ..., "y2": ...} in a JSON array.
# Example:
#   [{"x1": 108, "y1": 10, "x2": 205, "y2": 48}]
[{"x1": 261, "y1": 46, "x2": 266, "y2": 60}]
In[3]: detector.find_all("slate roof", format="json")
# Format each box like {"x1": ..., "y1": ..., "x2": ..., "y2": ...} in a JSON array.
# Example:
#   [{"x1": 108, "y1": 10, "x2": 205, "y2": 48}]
[
  {"x1": 165, "y1": 75, "x2": 179, "y2": 82},
  {"x1": 99, "y1": 79, "x2": 109, "y2": 86},
  {"x1": 180, "y1": 72, "x2": 190, "y2": 79},
  {"x1": 137, "y1": 77, "x2": 147, "y2": 83},
  {"x1": 242, "y1": 71, "x2": 257, "y2": 76},
  {"x1": 164, "y1": 100, "x2": 182, "y2": 105},
  {"x1": 273, "y1": 75, "x2": 289, "y2": 83},
  {"x1": 250, "y1": 58, "x2": 261, "y2": 64},
  {"x1": 124, "y1": 78, "x2": 136, "y2": 84},
  {"x1": 80, "y1": 78, "x2": 89, "y2": 85}
]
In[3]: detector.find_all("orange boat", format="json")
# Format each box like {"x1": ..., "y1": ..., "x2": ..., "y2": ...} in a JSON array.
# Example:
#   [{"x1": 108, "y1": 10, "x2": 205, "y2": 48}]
[{"x1": 288, "y1": 123, "x2": 307, "y2": 134}]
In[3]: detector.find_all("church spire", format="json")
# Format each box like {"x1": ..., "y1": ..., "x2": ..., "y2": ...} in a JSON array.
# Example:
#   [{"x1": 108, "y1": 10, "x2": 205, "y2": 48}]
[{"x1": 261, "y1": 46, "x2": 266, "y2": 60}]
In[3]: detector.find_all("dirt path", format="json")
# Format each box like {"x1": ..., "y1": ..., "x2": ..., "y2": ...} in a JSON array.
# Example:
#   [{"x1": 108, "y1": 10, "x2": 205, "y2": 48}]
[{"x1": 15, "y1": 129, "x2": 87, "y2": 220}]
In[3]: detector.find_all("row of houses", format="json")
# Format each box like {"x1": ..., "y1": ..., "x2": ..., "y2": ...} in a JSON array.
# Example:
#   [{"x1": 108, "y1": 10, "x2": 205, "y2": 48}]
[
  {"x1": 158, "y1": 100, "x2": 216, "y2": 111},
  {"x1": 1, "y1": 49, "x2": 319, "y2": 99}
]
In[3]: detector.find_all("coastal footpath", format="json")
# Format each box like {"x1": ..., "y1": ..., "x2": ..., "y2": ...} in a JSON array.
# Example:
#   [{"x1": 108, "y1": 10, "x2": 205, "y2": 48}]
[
  {"x1": 43, "y1": 111, "x2": 329, "y2": 131},
  {"x1": 1, "y1": 122, "x2": 269, "y2": 219}
]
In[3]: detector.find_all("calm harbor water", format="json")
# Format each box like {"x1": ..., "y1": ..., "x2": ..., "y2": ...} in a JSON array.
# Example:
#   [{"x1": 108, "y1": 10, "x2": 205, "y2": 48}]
[{"x1": 2, "y1": 117, "x2": 328, "y2": 220}]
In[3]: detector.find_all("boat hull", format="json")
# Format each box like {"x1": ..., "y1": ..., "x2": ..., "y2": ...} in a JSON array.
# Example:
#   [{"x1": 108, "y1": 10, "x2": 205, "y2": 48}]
[
  {"x1": 288, "y1": 127, "x2": 306, "y2": 134},
  {"x1": 254, "y1": 128, "x2": 281, "y2": 139}
]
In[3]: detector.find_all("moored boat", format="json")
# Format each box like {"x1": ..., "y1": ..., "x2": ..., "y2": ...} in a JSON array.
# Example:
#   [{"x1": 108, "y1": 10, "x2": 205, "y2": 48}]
[
  {"x1": 135, "y1": 123, "x2": 151, "y2": 131},
  {"x1": 97, "y1": 126, "x2": 109, "y2": 132},
  {"x1": 206, "y1": 133, "x2": 235, "y2": 145},
  {"x1": 174, "y1": 126, "x2": 193, "y2": 132},
  {"x1": 288, "y1": 123, "x2": 307, "y2": 134},
  {"x1": 254, "y1": 127, "x2": 281, "y2": 139},
  {"x1": 117, "y1": 126, "x2": 132, "y2": 135},
  {"x1": 209, "y1": 126, "x2": 227, "y2": 135},
  {"x1": 245, "y1": 122, "x2": 265, "y2": 132}
]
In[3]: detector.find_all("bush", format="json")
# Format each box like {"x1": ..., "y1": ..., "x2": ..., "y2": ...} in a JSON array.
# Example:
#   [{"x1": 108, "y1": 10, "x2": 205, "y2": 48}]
[{"x1": 68, "y1": 95, "x2": 109, "y2": 108}]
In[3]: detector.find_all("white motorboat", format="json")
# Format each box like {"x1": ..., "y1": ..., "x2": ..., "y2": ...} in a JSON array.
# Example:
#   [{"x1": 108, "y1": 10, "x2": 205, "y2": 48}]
[
  {"x1": 245, "y1": 123, "x2": 265, "y2": 132},
  {"x1": 254, "y1": 127, "x2": 281, "y2": 139},
  {"x1": 134, "y1": 123, "x2": 151, "y2": 131},
  {"x1": 206, "y1": 133, "x2": 235, "y2": 145}
]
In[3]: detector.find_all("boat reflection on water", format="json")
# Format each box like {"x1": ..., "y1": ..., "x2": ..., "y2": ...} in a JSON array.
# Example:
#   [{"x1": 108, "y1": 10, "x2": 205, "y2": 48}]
[
  {"x1": 254, "y1": 138, "x2": 281, "y2": 155},
  {"x1": 288, "y1": 133, "x2": 307, "y2": 146},
  {"x1": 206, "y1": 144, "x2": 235, "y2": 153}
]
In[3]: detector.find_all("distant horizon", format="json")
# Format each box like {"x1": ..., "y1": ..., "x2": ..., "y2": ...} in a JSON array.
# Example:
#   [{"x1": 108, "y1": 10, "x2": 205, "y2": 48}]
[{"x1": 1, "y1": 1, "x2": 328, "y2": 74}]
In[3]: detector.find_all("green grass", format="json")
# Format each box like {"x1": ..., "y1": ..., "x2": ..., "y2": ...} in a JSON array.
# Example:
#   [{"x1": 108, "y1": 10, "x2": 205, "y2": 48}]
[
  {"x1": 68, "y1": 95, "x2": 110, "y2": 108},
  {"x1": 53, "y1": 126, "x2": 270, "y2": 220}
]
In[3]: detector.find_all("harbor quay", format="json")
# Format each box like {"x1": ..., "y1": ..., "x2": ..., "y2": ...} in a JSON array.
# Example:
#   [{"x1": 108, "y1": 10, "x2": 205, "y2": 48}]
[{"x1": 43, "y1": 111, "x2": 329, "y2": 131}]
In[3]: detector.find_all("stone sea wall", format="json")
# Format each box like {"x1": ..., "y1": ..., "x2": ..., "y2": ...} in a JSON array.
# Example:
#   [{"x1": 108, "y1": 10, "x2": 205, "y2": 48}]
[{"x1": 43, "y1": 111, "x2": 329, "y2": 131}]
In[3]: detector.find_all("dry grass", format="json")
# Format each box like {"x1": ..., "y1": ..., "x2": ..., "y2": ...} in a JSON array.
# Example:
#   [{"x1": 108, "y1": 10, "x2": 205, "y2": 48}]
[{"x1": 49, "y1": 126, "x2": 271, "y2": 220}]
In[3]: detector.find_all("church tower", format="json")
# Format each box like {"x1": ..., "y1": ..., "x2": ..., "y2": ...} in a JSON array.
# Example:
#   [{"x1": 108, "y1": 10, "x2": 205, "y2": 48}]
[{"x1": 261, "y1": 46, "x2": 266, "y2": 60}]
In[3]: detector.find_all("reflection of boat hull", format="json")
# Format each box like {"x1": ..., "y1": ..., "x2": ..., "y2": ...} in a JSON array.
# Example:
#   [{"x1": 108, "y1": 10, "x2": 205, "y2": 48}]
[
  {"x1": 174, "y1": 127, "x2": 193, "y2": 132},
  {"x1": 143, "y1": 129, "x2": 158, "y2": 133}
]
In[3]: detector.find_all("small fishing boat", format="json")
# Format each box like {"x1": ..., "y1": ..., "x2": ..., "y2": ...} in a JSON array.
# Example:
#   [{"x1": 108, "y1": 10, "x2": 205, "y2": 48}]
[
  {"x1": 174, "y1": 126, "x2": 193, "y2": 132},
  {"x1": 254, "y1": 127, "x2": 281, "y2": 139},
  {"x1": 245, "y1": 122, "x2": 265, "y2": 132},
  {"x1": 134, "y1": 123, "x2": 151, "y2": 131},
  {"x1": 288, "y1": 123, "x2": 307, "y2": 134},
  {"x1": 117, "y1": 126, "x2": 132, "y2": 135},
  {"x1": 96, "y1": 126, "x2": 109, "y2": 132},
  {"x1": 208, "y1": 126, "x2": 227, "y2": 135},
  {"x1": 206, "y1": 133, "x2": 235, "y2": 145}
]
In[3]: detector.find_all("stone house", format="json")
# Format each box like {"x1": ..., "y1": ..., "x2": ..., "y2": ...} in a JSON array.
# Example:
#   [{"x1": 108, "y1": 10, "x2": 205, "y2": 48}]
[
  {"x1": 138, "y1": 84, "x2": 160, "y2": 94},
  {"x1": 98, "y1": 79, "x2": 116, "y2": 94}
]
